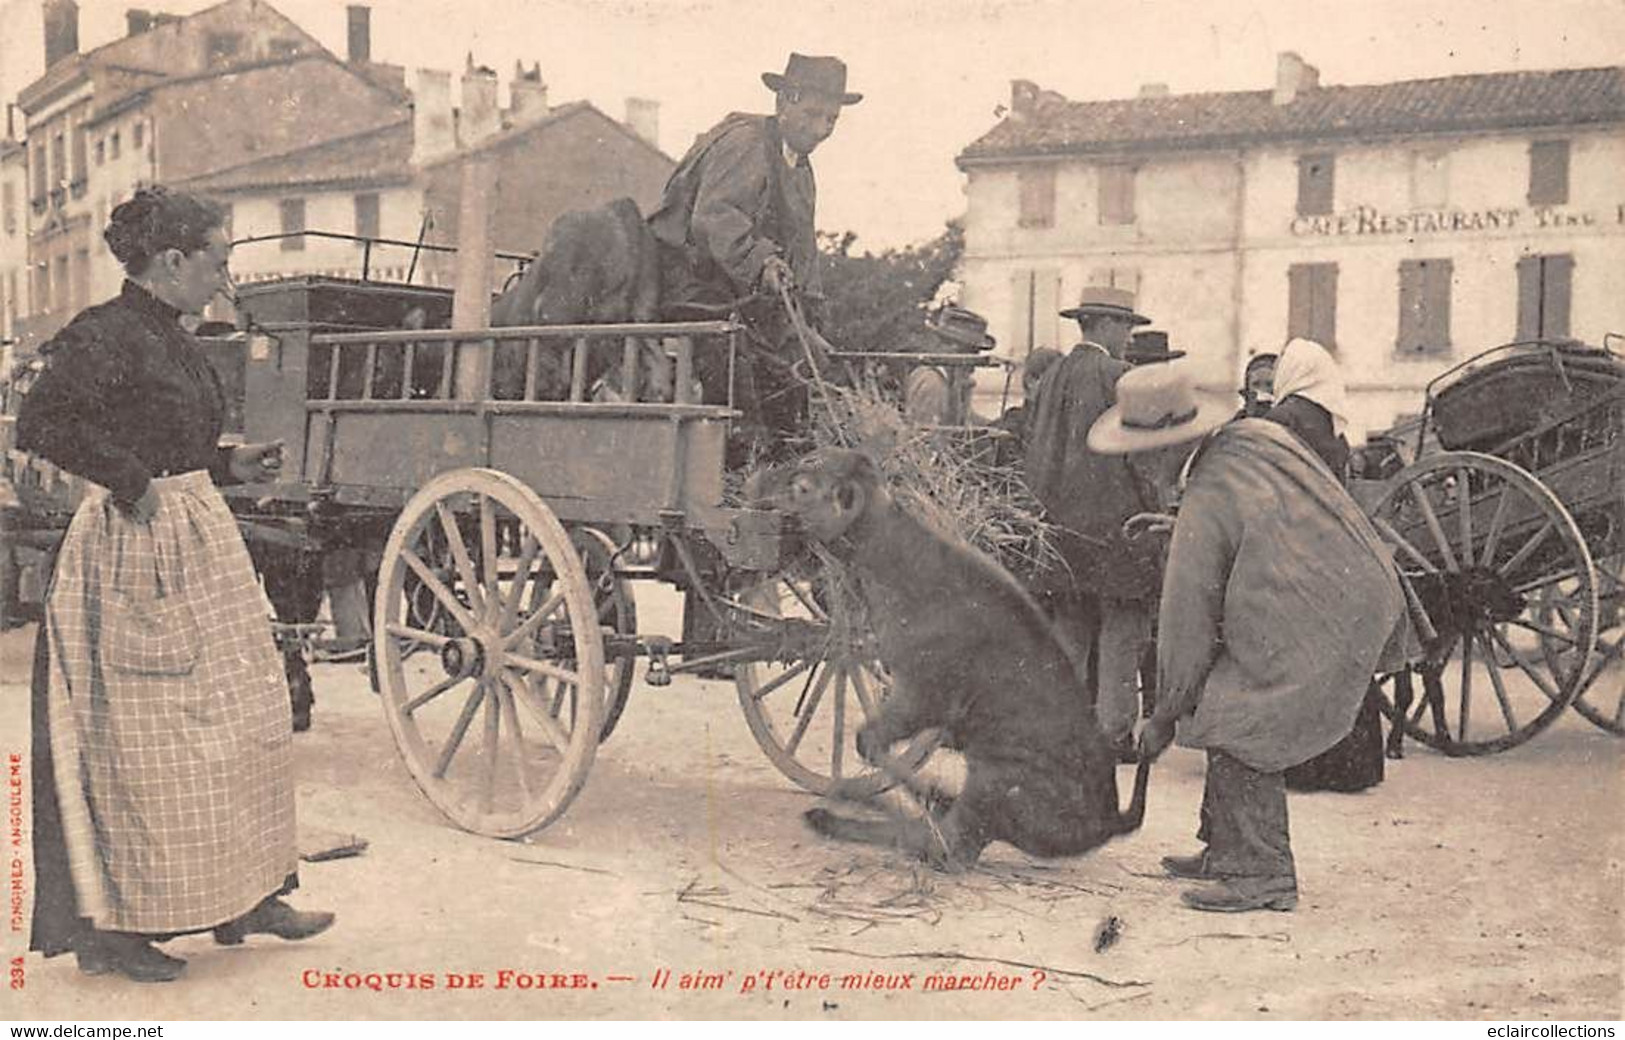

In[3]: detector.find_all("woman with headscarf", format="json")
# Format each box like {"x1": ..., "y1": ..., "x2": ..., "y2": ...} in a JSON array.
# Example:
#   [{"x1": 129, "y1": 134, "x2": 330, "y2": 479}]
[
  {"x1": 1089, "y1": 363, "x2": 1406, "y2": 912},
  {"x1": 18, "y1": 186, "x2": 334, "y2": 983},
  {"x1": 1265, "y1": 338, "x2": 1352, "y2": 480}
]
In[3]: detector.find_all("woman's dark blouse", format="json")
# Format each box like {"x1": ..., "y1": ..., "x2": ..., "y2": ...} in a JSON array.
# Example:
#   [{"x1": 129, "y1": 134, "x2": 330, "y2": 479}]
[
  {"x1": 16, "y1": 281, "x2": 236, "y2": 506},
  {"x1": 1264, "y1": 394, "x2": 1351, "y2": 483}
]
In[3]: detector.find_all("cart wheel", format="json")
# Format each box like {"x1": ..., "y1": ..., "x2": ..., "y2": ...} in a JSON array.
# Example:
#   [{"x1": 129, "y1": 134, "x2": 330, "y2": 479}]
[
  {"x1": 1369, "y1": 452, "x2": 1598, "y2": 755},
  {"x1": 733, "y1": 557, "x2": 937, "y2": 795},
  {"x1": 571, "y1": 527, "x2": 636, "y2": 743},
  {"x1": 1538, "y1": 554, "x2": 1624, "y2": 735},
  {"x1": 374, "y1": 468, "x2": 603, "y2": 838}
]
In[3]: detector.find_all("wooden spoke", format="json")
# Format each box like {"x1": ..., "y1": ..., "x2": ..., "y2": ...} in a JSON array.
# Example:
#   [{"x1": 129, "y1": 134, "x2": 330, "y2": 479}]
[
  {"x1": 1413, "y1": 480, "x2": 1459, "y2": 572},
  {"x1": 1457, "y1": 632, "x2": 1474, "y2": 742},
  {"x1": 1456, "y1": 468, "x2": 1475, "y2": 566},
  {"x1": 1504, "y1": 616, "x2": 1581, "y2": 647},
  {"x1": 505, "y1": 671, "x2": 572, "y2": 753},
  {"x1": 434, "y1": 502, "x2": 486, "y2": 614},
  {"x1": 1479, "y1": 633, "x2": 1520, "y2": 734},
  {"x1": 784, "y1": 663, "x2": 833, "y2": 757},
  {"x1": 432, "y1": 679, "x2": 487, "y2": 779},
  {"x1": 831, "y1": 666, "x2": 848, "y2": 780},
  {"x1": 1498, "y1": 521, "x2": 1554, "y2": 581},
  {"x1": 480, "y1": 680, "x2": 501, "y2": 814},
  {"x1": 500, "y1": 534, "x2": 543, "y2": 632},
  {"x1": 506, "y1": 651, "x2": 583, "y2": 690},
  {"x1": 492, "y1": 680, "x2": 538, "y2": 801},
  {"x1": 384, "y1": 622, "x2": 455, "y2": 649},
  {"x1": 404, "y1": 672, "x2": 472, "y2": 715},
  {"x1": 480, "y1": 494, "x2": 499, "y2": 594},
  {"x1": 1372, "y1": 515, "x2": 1441, "y2": 575},
  {"x1": 784, "y1": 579, "x2": 831, "y2": 622},
  {"x1": 399, "y1": 547, "x2": 478, "y2": 632},
  {"x1": 749, "y1": 658, "x2": 814, "y2": 703},
  {"x1": 1479, "y1": 484, "x2": 1513, "y2": 566},
  {"x1": 849, "y1": 661, "x2": 879, "y2": 718},
  {"x1": 1487, "y1": 626, "x2": 1562, "y2": 701},
  {"x1": 504, "y1": 587, "x2": 568, "y2": 649}
]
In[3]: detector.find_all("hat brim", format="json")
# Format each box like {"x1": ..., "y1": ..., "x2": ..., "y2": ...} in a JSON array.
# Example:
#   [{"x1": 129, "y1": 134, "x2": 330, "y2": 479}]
[
  {"x1": 762, "y1": 72, "x2": 863, "y2": 104},
  {"x1": 930, "y1": 327, "x2": 995, "y2": 351},
  {"x1": 1086, "y1": 392, "x2": 1233, "y2": 454},
  {"x1": 1059, "y1": 305, "x2": 1152, "y2": 326},
  {"x1": 1126, "y1": 350, "x2": 1187, "y2": 364}
]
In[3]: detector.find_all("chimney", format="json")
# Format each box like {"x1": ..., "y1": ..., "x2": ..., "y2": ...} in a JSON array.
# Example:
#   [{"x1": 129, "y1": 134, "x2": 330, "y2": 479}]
[
  {"x1": 411, "y1": 68, "x2": 455, "y2": 165},
  {"x1": 624, "y1": 98, "x2": 659, "y2": 149},
  {"x1": 126, "y1": 8, "x2": 155, "y2": 36},
  {"x1": 347, "y1": 5, "x2": 371, "y2": 64},
  {"x1": 1010, "y1": 79, "x2": 1041, "y2": 120},
  {"x1": 460, "y1": 58, "x2": 500, "y2": 146},
  {"x1": 1273, "y1": 51, "x2": 1320, "y2": 106},
  {"x1": 43, "y1": 0, "x2": 79, "y2": 68},
  {"x1": 509, "y1": 61, "x2": 548, "y2": 124},
  {"x1": 1138, "y1": 83, "x2": 1170, "y2": 98}
]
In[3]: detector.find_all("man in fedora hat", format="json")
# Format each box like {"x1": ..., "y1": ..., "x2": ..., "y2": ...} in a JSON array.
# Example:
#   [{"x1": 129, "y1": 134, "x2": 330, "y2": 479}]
[
  {"x1": 903, "y1": 305, "x2": 995, "y2": 426},
  {"x1": 648, "y1": 53, "x2": 861, "y2": 466},
  {"x1": 1023, "y1": 285, "x2": 1162, "y2": 762},
  {"x1": 1089, "y1": 364, "x2": 1407, "y2": 912},
  {"x1": 1125, "y1": 329, "x2": 1185, "y2": 366}
]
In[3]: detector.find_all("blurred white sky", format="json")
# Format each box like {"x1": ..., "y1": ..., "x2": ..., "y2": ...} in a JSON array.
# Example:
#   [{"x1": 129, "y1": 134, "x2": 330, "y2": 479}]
[{"x1": 4, "y1": 0, "x2": 1623, "y2": 249}]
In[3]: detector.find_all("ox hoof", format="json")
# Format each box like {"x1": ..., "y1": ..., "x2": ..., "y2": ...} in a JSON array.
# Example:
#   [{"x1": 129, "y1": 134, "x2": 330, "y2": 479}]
[{"x1": 803, "y1": 807, "x2": 842, "y2": 837}]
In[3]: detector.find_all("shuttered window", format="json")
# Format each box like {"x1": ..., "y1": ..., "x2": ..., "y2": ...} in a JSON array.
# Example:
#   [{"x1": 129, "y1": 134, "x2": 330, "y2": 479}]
[
  {"x1": 1287, "y1": 262, "x2": 1338, "y2": 349},
  {"x1": 1098, "y1": 164, "x2": 1135, "y2": 225},
  {"x1": 1296, "y1": 153, "x2": 1334, "y2": 216},
  {"x1": 280, "y1": 198, "x2": 307, "y2": 252},
  {"x1": 2, "y1": 182, "x2": 15, "y2": 235},
  {"x1": 1010, "y1": 269, "x2": 1062, "y2": 356},
  {"x1": 1527, "y1": 141, "x2": 1569, "y2": 206},
  {"x1": 1397, "y1": 259, "x2": 1452, "y2": 356},
  {"x1": 1018, "y1": 167, "x2": 1056, "y2": 228},
  {"x1": 70, "y1": 125, "x2": 87, "y2": 188},
  {"x1": 1516, "y1": 254, "x2": 1573, "y2": 340}
]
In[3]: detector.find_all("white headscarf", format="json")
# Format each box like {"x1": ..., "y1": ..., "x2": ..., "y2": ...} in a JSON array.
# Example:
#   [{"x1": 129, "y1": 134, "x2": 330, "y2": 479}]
[{"x1": 1273, "y1": 337, "x2": 1351, "y2": 438}]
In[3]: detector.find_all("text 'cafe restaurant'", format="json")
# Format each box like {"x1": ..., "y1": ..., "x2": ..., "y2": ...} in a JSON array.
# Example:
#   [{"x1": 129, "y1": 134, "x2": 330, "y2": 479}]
[{"x1": 955, "y1": 60, "x2": 1625, "y2": 434}]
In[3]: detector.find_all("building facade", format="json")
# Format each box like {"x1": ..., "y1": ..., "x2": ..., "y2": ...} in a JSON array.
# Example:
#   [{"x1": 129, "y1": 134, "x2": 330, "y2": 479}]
[
  {"x1": 10, "y1": 0, "x2": 409, "y2": 346},
  {"x1": 956, "y1": 58, "x2": 1625, "y2": 432}
]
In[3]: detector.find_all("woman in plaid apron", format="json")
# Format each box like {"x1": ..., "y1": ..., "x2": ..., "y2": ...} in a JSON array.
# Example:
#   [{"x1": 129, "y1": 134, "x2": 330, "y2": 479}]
[{"x1": 17, "y1": 188, "x2": 334, "y2": 983}]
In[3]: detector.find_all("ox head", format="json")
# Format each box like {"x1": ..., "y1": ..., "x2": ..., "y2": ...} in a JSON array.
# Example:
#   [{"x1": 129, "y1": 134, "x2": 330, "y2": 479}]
[{"x1": 775, "y1": 449, "x2": 884, "y2": 545}]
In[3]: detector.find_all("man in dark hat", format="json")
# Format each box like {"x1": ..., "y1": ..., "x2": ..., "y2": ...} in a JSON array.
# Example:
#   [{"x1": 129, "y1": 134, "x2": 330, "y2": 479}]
[
  {"x1": 648, "y1": 53, "x2": 862, "y2": 466},
  {"x1": 903, "y1": 305, "x2": 995, "y2": 426},
  {"x1": 1125, "y1": 329, "x2": 1185, "y2": 367},
  {"x1": 1024, "y1": 286, "x2": 1165, "y2": 762}
]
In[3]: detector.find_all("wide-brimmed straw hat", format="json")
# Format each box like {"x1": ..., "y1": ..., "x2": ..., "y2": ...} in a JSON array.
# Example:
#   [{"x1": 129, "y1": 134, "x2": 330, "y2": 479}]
[
  {"x1": 1125, "y1": 329, "x2": 1185, "y2": 365},
  {"x1": 762, "y1": 54, "x2": 863, "y2": 104},
  {"x1": 927, "y1": 306, "x2": 996, "y2": 351},
  {"x1": 1088, "y1": 362, "x2": 1232, "y2": 454},
  {"x1": 1059, "y1": 285, "x2": 1151, "y2": 325}
]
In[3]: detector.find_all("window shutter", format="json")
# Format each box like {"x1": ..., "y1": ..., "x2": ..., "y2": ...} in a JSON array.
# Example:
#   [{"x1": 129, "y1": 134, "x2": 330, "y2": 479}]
[
  {"x1": 1288, "y1": 264, "x2": 1313, "y2": 341},
  {"x1": 280, "y1": 198, "x2": 307, "y2": 252},
  {"x1": 1515, "y1": 256, "x2": 1541, "y2": 340},
  {"x1": 1297, "y1": 154, "x2": 1334, "y2": 216},
  {"x1": 1397, "y1": 260, "x2": 1423, "y2": 353},
  {"x1": 1423, "y1": 259, "x2": 1452, "y2": 353},
  {"x1": 1528, "y1": 141, "x2": 1570, "y2": 206},
  {"x1": 1541, "y1": 255, "x2": 1573, "y2": 339},
  {"x1": 1098, "y1": 165, "x2": 1135, "y2": 225},
  {"x1": 1312, "y1": 264, "x2": 1338, "y2": 350},
  {"x1": 1018, "y1": 168, "x2": 1056, "y2": 228}
]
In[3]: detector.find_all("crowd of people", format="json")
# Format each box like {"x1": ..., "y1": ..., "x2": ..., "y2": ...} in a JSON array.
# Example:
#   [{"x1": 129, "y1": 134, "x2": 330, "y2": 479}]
[{"x1": 9, "y1": 52, "x2": 1419, "y2": 993}]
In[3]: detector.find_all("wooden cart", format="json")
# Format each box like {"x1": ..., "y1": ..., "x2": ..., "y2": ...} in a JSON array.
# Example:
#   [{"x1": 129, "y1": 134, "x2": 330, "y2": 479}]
[{"x1": 1361, "y1": 337, "x2": 1624, "y2": 753}]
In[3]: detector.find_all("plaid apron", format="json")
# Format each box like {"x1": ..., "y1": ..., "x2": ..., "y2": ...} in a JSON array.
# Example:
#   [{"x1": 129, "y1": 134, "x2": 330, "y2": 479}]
[{"x1": 43, "y1": 471, "x2": 296, "y2": 933}]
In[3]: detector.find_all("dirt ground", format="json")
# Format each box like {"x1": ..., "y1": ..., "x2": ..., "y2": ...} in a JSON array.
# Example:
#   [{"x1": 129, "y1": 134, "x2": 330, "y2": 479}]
[{"x1": 3, "y1": 585, "x2": 1621, "y2": 1022}]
